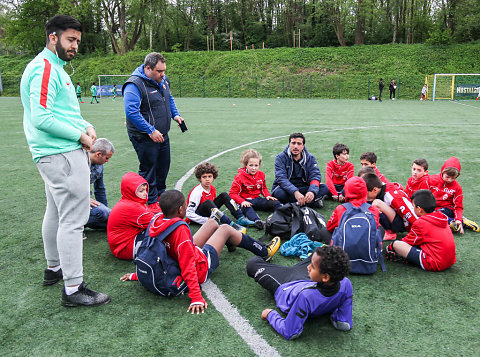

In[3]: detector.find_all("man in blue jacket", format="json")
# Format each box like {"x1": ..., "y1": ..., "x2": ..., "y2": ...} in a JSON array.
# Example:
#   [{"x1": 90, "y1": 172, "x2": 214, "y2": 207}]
[
  {"x1": 123, "y1": 53, "x2": 185, "y2": 213},
  {"x1": 271, "y1": 133, "x2": 328, "y2": 208}
]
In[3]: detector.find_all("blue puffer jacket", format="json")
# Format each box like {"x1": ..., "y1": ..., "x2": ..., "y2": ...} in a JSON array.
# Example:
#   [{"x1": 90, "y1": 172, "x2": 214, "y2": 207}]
[{"x1": 271, "y1": 146, "x2": 322, "y2": 195}]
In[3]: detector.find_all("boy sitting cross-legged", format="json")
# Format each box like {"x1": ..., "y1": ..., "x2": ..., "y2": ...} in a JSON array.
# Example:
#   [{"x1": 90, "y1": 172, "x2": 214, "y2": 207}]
[
  {"x1": 247, "y1": 245, "x2": 352, "y2": 340},
  {"x1": 385, "y1": 190, "x2": 456, "y2": 272},
  {"x1": 324, "y1": 143, "x2": 355, "y2": 202},
  {"x1": 405, "y1": 158, "x2": 429, "y2": 199},
  {"x1": 186, "y1": 162, "x2": 255, "y2": 230},
  {"x1": 121, "y1": 190, "x2": 281, "y2": 314}
]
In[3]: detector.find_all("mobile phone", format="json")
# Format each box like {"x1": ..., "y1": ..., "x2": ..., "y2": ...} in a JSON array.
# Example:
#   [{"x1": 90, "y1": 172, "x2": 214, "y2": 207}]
[{"x1": 179, "y1": 121, "x2": 188, "y2": 133}]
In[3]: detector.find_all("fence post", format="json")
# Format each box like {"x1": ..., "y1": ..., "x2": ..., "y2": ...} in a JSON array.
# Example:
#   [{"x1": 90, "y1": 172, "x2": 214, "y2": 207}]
[
  {"x1": 179, "y1": 76, "x2": 182, "y2": 97},
  {"x1": 282, "y1": 76, "x2": 285, "y2": 98},
  {"x1": 338, "y1": 75, "x2": 341, "y2": 99},
  {"x1": 203, "y1": 76, "x2": 205, "y2": 98},
  {"x1": 83, "y1": 77, "x2": 86, "y2": 96},
  {"x1": 228, "y1": 77, "x2": 231, "y2": 97},
  {"x1": 397, "y1": 76, "x2": 400, "y2": 99},
  {"x1": 255, "y1": 76, "x2": 258, "y2": 98},
  {"x1": 368, "y1": 77, "x2": 370, "y2": 98},
  {"x1": 309, "y1": 76, "x2": 312, "y2": 98}
]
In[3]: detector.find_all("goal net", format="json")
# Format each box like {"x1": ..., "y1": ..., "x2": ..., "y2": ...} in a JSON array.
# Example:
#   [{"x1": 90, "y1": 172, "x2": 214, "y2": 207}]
[
  {"x1": 97, "y1": 75, "x2": 131, "y2": 98},
  {"x1": 430, "y1": 74, "x2": 480, "y2": 101}
]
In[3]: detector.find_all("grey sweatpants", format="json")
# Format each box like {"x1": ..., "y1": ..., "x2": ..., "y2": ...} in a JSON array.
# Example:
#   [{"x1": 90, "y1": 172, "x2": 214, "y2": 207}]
[{"x1": 36, "y1": 149, "x2": 90, "y2": 286}]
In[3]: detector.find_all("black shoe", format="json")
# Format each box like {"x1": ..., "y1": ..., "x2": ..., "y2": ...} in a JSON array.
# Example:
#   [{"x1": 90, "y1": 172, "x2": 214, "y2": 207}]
[
  {"x1": 309, "y1": 198, "x2": 323, "y2": 209},
  {"x1": 43, "y1": 268, "x2": 63, "y2": 286},
  {"x1": 254, "y1": 219, "x2": 265, "y2": 230},
  {"x1": 226, "y1": 241, "x2": 237, "y2": 252},
  {"x1": 62, "y1": 282, "x2": 111, "y2": 307}
]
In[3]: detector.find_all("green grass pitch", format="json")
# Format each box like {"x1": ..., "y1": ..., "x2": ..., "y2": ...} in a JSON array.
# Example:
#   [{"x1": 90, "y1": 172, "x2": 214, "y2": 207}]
[{"x1": 1, "y1": 96, "x2": 479, "y2": 356}]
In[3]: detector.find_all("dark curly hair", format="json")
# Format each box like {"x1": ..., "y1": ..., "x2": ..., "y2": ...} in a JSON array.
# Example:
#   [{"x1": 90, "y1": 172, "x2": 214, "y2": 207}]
[
  {"x1": 314, "y1": 246, "x2": 350, "y2": 284},
  {"x1": 194, "y1": 162, "x2": 218, "y2": 181}
]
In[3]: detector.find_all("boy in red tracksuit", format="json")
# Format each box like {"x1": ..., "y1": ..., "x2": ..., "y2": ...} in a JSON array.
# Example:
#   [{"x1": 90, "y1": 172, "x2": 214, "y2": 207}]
[
  {"x1": 428, "y1": 157, "x2": 479, "y2": 233},
  {"x1": 327, "y1": 176, "x2": 380, "y2": 233},
  {"x1": 385, "y1": 190, "x2": 456, "y2": 272},
  {"x1": 230, "y1": 149, "x2": 281, "y2": 229},
  {"x1": 405, "y1": 158, "x2": 429, "y2": 198},
  {"x1": 360, "y1": 152, "x2": 389, "y2": 184},
  {"x1": 107, "y1": 172, "x2": 155, "y2": 260},
  {"x1": 324, "y1": 143, "x2": 355, "y2": 202},
  {"x1": 121, "y1": 190, "x2": 281, "y2": 314}
]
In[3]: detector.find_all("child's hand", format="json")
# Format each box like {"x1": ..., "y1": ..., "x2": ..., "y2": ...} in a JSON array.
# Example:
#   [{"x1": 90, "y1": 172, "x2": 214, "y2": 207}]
[
  {"x1": 120, "y1": 273, "x2": 133, "y2": 282},
  {"x1": 261, "y1": 309, "x2": 273, "y2": 320},
  {"x1": 187, "y1": 302, "x2": 208, "y2": 315},
  {"x1": 332, "y1": 195, "x2": 339, "y2": 201},
  {"x1": 241, "y1": 201, "x2": 252, "y2": 207},
  {"x1": 339, "y1": 194, "x2": 345, "y2": 202},
  {"x1": 455, "y1": 220, "x2": 464, "y2": 234},
  {"x1": 266, "y1": 196, "x2": 278, "y2": 201}
]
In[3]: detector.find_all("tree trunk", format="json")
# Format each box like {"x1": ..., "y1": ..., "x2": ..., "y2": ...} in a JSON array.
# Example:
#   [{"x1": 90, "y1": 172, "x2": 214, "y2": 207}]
[{"x1": 355, "y1": 0, "x2": 365, "y2": 45}]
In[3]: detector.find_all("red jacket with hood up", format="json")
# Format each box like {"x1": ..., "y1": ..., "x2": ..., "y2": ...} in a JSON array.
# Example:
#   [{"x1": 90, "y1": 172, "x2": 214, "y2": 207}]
[
  {"x1": 107, "y1": 172, "x2": 154, "y2": 259},
  {"x1": 428, "y1": 157, "x2": 463, "y2": 221},
  {"x1": 327, "y1": 176, "x2": 380, "y2": 232}
]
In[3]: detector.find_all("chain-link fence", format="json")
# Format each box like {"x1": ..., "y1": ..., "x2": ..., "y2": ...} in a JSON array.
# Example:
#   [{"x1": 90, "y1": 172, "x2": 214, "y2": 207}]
[{"x1": 0, "y1": 73, "x2": 430, "y2": 100}]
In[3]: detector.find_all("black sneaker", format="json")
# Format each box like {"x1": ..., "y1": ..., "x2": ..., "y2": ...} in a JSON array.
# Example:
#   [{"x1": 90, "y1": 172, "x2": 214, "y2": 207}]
[
  {"x1": 254, "y1": 219, "x2": 265, "y2": 230},
  {"x1": 62, "y1": 282, "x2": 111, "y2": 307},
  {"x1": 309, "y1": 198, "x2": 323, "y2": 209},
  {"x1": 384, "y1": 250, "x2": 407, "y2": 264},
  {"x1": 43, "y1": 268, "x2": 63, "y2": 286}
]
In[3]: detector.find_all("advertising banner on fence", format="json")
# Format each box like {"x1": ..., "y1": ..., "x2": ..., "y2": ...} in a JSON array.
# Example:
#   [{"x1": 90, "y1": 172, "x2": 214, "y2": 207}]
[
  {"x1": 99, "y1": 85, "x2": 123, "y2": 96},
  {"x1": 456, "y1": 84, "x2": 480, "y2": 97}
]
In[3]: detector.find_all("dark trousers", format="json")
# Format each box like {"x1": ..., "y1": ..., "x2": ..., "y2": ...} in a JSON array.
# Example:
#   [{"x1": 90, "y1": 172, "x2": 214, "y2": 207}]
[
  {"x1": 196, "y1": 192, "x2": 242, "y2": 220},
  {"x1": 390, "y1": 90, "x2": 396, "y2": 99},
  {"x1": 379, "y1": 212, "x2": 405, "y2": 233},
  {"x1": 129, "y1": 134, "x2": 170, "y2": 205},
  {"x1": 273, "y1": 184, "x2": 329, "y2": 205},
  {"x1": 246, "y1": 256, "x2": 311, "y2": 295},
  {"x1": 379, "y1": 88, "x2": 383, "y2": 101},
  {"x1": 242, "y1": 197, "x2": 282, "y2": 222}
]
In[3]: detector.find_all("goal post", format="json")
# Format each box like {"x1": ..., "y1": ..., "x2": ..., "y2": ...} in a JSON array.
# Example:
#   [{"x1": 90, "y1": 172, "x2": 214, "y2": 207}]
[
  {"x1": 431, "y1": 73, "x2": 480, "y2": 101},
  {"x1": 97, "y1": 74, "x2": 131, "y2": 98}
]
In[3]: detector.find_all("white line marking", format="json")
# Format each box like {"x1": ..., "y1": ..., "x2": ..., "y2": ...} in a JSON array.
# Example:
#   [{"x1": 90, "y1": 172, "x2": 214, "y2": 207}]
[
  {"x1": 174, "y1": 122, "x2": 478, "y2": 356},
  {"x1": 202, "y1": 280, "x2": 281, "y2": 357},
  {"x1": 449, "y1": 100, "x2": 480, "y2": 110}
]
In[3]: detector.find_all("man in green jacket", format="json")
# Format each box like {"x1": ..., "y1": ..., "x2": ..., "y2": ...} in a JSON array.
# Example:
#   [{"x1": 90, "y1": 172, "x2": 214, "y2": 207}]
[{"x1": 20, "y1": 15, "x2": 110, "y2": 307}]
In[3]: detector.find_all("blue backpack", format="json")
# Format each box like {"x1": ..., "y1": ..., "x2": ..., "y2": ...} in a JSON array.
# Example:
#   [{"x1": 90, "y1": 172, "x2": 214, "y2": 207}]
[
  {"x1": 332, "y1": 202, "x2": 386, "y2": 274},
  {"x1": 134, "y1": 220, "x2": 189, "y2": 297}
]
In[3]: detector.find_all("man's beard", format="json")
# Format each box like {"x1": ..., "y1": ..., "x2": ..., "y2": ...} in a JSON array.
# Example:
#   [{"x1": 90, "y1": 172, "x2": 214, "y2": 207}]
[{"x1": 55, "y1": 41, "x2": 76, "y2": 61}]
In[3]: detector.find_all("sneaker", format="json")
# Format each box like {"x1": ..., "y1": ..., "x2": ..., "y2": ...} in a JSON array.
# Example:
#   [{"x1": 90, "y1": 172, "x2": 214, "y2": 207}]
[
  {"x1": 147, "y1": 202, "x2": 162, "y2": 214},
  {"x1": 309, "y1": 198, "x2": 323, "y2": 209},
  {"x1": 237, "y1": 216, "x2": 255, "y2": 227},
  {"x1": 254, "y1": 219, "x2": 265, "y2": 230},
  {"x1": 82, "y1": 232, "x2": 87, "y2": 240},
  {"x1": 62, "y1": 282, "x2": 111, "y2": 307},
  {"x1": 211, "y1": 208, "x2": 224, "y2": 223},
  {"x1": 230, "y1": 222, "x2": 247, "y2": 234},
  {"x1": 383, "y1": 230, "x2": 397, "y2": 241},
  {"x1": 384, "y1": 250, "x2": 407, "y2": 264},
  {"x1": 263, "y1": 236, "x2": 281, "y2": 262},
  {"x1": 463, "y1": 217, "x2": 480, "y2": 232},
  {"x1": 43, "y1": 268, "x2": 63, "y2": 286},
  {"x1": 449, "y1": 220, "x2": 461, "y2": 232}
]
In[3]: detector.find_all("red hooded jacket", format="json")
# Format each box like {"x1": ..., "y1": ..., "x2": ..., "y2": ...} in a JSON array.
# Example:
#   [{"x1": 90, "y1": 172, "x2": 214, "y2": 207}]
[
  {"x1": 230, "y1": 167, "x2": 271, "y2": 204},
  {"x1": 107, "y1": 172, "x2": 154, "y2": 259},
  {"x1": 149, "y1": 214, "x2": 208, "y2": 306},
  {"x1": 428, "y1": 157, "x2": 463, "y2": 221},
  {"x1": 327, "y1": 176, "x2": 380, "y2": 232},
  {"x1": 405, "y1": 174, "x2": 429, "y2": 198},
  {"x1": 401, "y1": 210, "x2": 456, "y2": 271}
]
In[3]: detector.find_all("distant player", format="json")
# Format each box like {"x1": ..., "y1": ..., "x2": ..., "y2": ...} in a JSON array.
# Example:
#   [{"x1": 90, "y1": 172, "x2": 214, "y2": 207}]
[
  {"x1": 112, "y1": 84, "x2": 117, "y2": 101},
  {"x1": 76, "y1": 82, "x2": 84, "y2": 103},
  {"x1": 90, "y1": 82, "x2": 99, "y2": 104},
  {"x1": 420, "y1": 84, "x2": 427, "y2": 101}
]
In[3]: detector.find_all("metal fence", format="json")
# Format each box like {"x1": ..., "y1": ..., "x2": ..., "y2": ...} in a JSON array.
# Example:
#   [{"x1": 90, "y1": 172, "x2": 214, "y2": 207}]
[{"x1": 0, "y1": 73, "x2": 429, "y2": 100}]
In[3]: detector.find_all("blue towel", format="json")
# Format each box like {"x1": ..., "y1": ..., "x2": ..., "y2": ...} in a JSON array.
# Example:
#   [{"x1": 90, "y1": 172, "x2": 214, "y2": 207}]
[{"x1": 279, "y1": 233, "x2": 325, "y2": 259}]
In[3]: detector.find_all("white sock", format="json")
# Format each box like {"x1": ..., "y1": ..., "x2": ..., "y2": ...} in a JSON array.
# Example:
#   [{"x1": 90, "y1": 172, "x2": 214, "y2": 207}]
[
  {"x1": 48, "y1": 265, "x2": 61, "y2": 272},
  {"x1": 65, "y1": 285, "x2": 80, "y2": 295}
]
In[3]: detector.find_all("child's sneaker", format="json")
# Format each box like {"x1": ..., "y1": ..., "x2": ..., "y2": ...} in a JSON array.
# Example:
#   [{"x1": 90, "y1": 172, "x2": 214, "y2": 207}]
[
  {"x1": 383, "y1": 230, "x2": 397, "y2": 241},
  {"x1": 263, "y1": 236, "x2": 281, "y2": 262},
  {"x1": 230, "y1": 222, "x2": 247, "y2": 234},
  {"x1": 210, "y1": 208, "x2": 224, "y2": 223},
  {"x1": 237, "y1": 216, "x2": 255, "y2": 227},
  {"x1": 463, "y1": 217, "x2": 480, "y2": 232},
  {"x1": 254, "y1": 219, "x2": 265, "y2": 230},
  {"x1": 384, "y1": 244, "x2": 407, "y2": 264}
]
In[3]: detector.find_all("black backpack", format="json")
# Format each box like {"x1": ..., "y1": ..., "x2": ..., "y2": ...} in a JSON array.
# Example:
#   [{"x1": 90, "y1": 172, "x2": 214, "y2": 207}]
[{"x1": 261, "y1": 203, "x2": 328, "y2": 243}]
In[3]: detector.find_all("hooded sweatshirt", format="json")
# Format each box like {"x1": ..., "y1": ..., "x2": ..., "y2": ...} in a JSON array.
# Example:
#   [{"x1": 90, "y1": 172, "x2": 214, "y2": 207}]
[
  {"x1": 327, "y1": 177, "x2": 380, "y2": 232},
  {"x1": 325, "y1": 159, "x2": 355, "y2": 195},
  {"x1": 149, "y1": 214, "x2": 208, "y2": 306},
  {"x1": 401, "y1": 210, "x2": 456, "y2": 271},
  {"x1": 428, "y1": 157, "x2": 463, "y2": 221},
  {"x1": 230, "y1": 167, "x2": 272, "y2": 204},
  {"x1": 107, "y1": 172, "x2": 154, "y2": 259}
]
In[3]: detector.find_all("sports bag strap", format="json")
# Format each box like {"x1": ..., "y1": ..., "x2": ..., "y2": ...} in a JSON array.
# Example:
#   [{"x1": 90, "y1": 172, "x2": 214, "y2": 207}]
[
  {"x1": 146, "y1": 220, "x2": 190, "y2": 248},
  {"x1": 379, "y1": 248, "x2": 387, "y2": 272},
  {"x1": 359, "y1": 202, "x2": 372, "y2": 214},
  {"x1": 342, "y1": 202, "x2": 353, "y2": 210}
]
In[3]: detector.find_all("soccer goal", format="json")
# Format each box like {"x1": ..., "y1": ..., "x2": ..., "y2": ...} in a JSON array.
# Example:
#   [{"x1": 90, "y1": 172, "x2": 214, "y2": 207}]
[
  {"x1": 430, "y1": 73, "x2": 480, "y2": 101},
  {"x1": 97, "y1": 74, "x2": 131, "y2": 98}
]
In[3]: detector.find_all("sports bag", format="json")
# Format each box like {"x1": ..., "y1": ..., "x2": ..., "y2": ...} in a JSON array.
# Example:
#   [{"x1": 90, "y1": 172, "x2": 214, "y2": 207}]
[
  {"x1": 134, "y1": 220, "x2": 189, "y2": 297},
  {"x1": 331, "y1": 202, "x2": 385, "y2": 274},
  {"x1": 262, "y1": 203, "x2": 328, "y2": 243}
]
